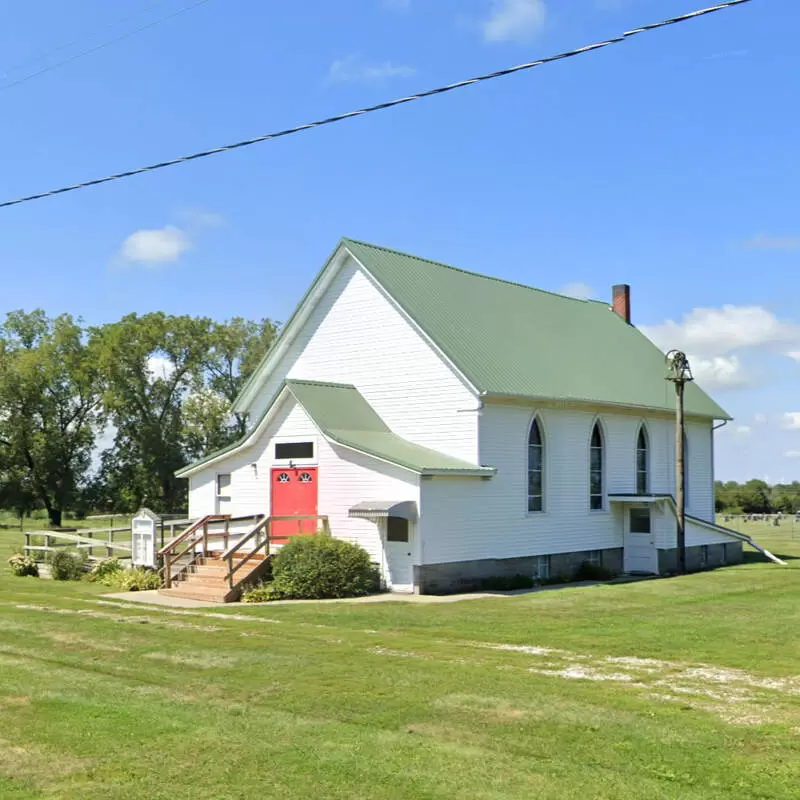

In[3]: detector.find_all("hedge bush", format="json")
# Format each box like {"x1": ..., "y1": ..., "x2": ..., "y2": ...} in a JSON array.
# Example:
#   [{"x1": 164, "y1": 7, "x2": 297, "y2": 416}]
[
  {"x1": 241, "y1": 583, "x2": 273, "y2": 603},
  {"x1": 88, "y1": 557, "x2": 125, "y2": 585},
  {"x1": 112, "y1": 567, "x2": 161, "y2": 592},
  {"x1": 48, "y1": 549, "x2": 87, "y2": 581},
  {"x1": 8, "y1": 553, "x2": 39, "y2": 578},
  {"x1": 268, "y1": 535, "x2": 380, "y2": 600}
]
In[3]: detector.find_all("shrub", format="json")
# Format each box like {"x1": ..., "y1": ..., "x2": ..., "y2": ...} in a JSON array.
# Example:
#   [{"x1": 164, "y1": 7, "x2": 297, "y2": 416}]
[
  {"x1": 48, "y1": 549, "x2": 88, "y2": 581},
  {"x1": 575, "y1": 561, "x2": 615, "y2": 581},
  {"x1": 88, "y1": 557, "x2": 125, "y2": 585},
  {"x1": 241, "y1": 584, "x2": 274, "y2": 603},
  {"x1": 268, "y1": 535, "x2": 380, "y2": 600},
  {"x1": 112, "y1": 567, "x2": 162, "y2": 592},
  {"x1": 8, "y1": 553, "x2": 39, "y2": 578}
]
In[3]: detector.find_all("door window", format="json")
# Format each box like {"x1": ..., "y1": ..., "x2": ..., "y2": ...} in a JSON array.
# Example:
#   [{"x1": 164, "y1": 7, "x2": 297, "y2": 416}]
[
  {"x1": 629, "y1": 508, "x2": 651, "y2": 534},
  {"x1": 386, "y1": 516, "x2": 409, "y2": 542}
]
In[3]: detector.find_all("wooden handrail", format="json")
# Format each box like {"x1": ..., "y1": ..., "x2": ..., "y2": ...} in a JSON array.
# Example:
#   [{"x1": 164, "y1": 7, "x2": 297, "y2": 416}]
[
  {"x1": 222, "y1": 515, "x2": 331, "y2": 592},
  {"x1": 156, "y1": 515, "x2": 228, "y2": 557},
  {"x1": 220, "y1": 517, "x2": 270, "y2": 560}
]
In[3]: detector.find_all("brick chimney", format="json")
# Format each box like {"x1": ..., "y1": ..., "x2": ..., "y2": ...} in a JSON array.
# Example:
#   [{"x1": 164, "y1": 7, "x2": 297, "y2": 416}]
[{"x1": 612, "y1": 284, "x2": 631, "y2": 324}]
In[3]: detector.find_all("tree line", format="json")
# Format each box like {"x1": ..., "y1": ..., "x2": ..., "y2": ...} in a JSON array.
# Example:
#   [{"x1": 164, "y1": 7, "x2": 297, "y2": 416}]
[
  {"x1": 715, "y1": 480, "x2": 800, "y2": 515},
  {"x1": 0, "y1": 310, "x2": 277, "y2": 526}
]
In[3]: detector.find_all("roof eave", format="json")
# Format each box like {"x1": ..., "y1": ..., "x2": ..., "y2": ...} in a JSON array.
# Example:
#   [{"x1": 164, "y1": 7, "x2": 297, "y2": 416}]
[
  {"x1": 480, "y1": 391, "x2": 732, "y2": 421},
  {"x1": 231, "y1": 241, "x2": 352, "y2": 415}
]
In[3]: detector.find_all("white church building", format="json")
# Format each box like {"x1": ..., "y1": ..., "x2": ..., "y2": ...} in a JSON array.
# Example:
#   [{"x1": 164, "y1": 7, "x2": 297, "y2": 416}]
[{"x1": 177, "y1": 238, "x2": 745, "y2": 593}]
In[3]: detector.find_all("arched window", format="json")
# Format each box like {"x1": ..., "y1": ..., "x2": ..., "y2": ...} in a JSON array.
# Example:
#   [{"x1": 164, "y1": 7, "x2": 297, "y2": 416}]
[
  {"x1": 590, "y1": 422, "x2": 604, "y2": 510},
  {"x1": 636, "y1": 426, "x2": 649, "y2": 495},
  {"x1": 528, "y1": 418, "x2": 544, "y2": 512}
]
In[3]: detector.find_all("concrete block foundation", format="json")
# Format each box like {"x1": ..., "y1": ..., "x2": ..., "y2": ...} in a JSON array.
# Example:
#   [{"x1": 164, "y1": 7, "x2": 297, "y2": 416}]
[{"x1": 415, "y1": 547, "x2": 623, "y2": 595}]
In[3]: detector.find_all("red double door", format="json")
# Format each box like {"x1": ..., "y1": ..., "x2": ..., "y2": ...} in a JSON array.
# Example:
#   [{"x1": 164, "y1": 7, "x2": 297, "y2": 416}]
[{"x1": 270, "y1": 468, "x2": 318, "y2": 542}]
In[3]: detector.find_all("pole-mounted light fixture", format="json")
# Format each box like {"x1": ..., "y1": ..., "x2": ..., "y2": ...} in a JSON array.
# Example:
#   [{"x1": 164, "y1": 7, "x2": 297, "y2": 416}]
[{"x1": 666, "y1": 350, "x2": 694, "y2": 574}]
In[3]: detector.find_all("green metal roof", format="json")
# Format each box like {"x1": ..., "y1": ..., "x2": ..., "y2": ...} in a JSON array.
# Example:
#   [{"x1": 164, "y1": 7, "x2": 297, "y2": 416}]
[
  {"x1": 342, "y1": 238, "x2": 730, "y2": 420},
  {"x1": 176, "y1": 379, "x2": 494, "y2": 477},
  {"x1": 285, "y1": 380, "x2": 494, "y2": 475}
]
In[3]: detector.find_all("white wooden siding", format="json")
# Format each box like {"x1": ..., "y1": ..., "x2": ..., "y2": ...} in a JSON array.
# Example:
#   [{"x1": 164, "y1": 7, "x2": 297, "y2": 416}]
[
  {"x1": 245, "y1": 256, "x2": 479, "y2": 464},
  {"x1": 188, "y1": 394, "x2": 419, "y2": 570},
  {"x1": 419, "y1": 403, "x2": 719, "y2": 565}
]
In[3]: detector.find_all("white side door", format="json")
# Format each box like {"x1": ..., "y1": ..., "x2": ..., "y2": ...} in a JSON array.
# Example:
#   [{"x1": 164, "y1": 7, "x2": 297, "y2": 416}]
[
  {"x1": 384, "y1": 517, "x2": 414, "y2": 592},
  {"x1": 623, "y1": 507, "x2": 659, "y2": 574}
]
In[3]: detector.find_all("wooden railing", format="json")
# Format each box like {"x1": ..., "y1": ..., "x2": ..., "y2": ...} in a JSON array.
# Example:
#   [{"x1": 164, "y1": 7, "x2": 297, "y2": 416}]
[
  {"x1": 159, "y1": 515, "x2": 228, "y2": 588},
  {"x1": 25, "y1": 528, "x2": 132, "y2": 560},
  {"x1": 221, "y1": 515, "x2": 331, "y2": 592},
  {"x1": 158, "y1": 514, "x2": 265, "y2": 588}
]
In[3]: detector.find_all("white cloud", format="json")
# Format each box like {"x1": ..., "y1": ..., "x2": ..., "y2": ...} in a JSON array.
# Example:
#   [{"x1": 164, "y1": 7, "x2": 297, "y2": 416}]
[
  {"x1": 559, "y1": 281, "x2": 593, "y2": 300},
  {"x1": 640, "y1": 305, "x2": 800, "y2": 359},
  {"x1": 147, "y1": 356, "x2": 176, "y2": 382},
  {"x1": 327, "y1": 54, "x2": 417, "y2": 83},
  {"x1": 785, "y1": 451, "x2": 800, "y2": 459},
  {"x1": 735, "y1": 425, "x2": 752, "y2": 435},
  {"x1": 743, "y1": 233, "x2": 800, "y2": 250},
  {"x1": 787, "y1": 351, "x2": 800, "y2": 362},
  {"x1": 781, "y1": 412, "x2": 800, "y2": 430},
  {"x1": 118, "y1": 225, "x2": 191, "y2": 265},
  {"x1": 483, "y1": 0, "x2": 546, "y2": 43},
  {"x1": 754, "y1": 413, "x2": 768, "y2": 424},
  {"x1": 688, "y1": 355, "x2": 754, "y2": 391}
]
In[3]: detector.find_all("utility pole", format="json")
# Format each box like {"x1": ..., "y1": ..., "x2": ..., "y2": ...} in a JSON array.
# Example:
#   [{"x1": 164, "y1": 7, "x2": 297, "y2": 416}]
[{"x1": 666, "y1": 350, "x2": 694, "y2": 575}]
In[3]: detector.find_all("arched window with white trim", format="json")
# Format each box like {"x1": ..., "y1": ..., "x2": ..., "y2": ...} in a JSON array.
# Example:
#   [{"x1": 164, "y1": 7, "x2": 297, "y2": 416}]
[
  {"x1": 636, "y1": 426, "x2": 649, "y2": 495},
  {"x1": 590, "y1": 422, "x2": 604, "y2": 510},
  {"x1": 528, "y1": 418, "x2": 544, "y2": 512}
]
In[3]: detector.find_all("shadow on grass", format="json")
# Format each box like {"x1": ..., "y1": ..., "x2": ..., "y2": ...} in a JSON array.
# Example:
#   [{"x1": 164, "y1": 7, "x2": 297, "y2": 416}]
[{"x1": 742, "y1": 550, "x2": 800, "y2": 564}]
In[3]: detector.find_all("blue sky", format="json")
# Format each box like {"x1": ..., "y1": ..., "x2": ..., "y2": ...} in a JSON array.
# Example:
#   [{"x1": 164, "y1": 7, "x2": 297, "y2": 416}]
[{"x1": 0, "y1": 0, "x2": 794, "y2": 482}]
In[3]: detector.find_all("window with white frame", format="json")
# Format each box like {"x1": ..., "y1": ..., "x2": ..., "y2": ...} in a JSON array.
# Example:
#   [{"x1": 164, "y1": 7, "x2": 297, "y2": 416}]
[
  {"x1": 275, "y1": 441, "x2": 314, "y2": 461},
  {"x1": 528, "y1": 418, "x2": 544, "y2": 512},
  {"x1": 533, "y1": 555, "x2": 550, "y2": 581},
  {"x1": 636, "y1": 426, "x2": 649, "y2": 495},
  {"x1": 590, "y1": 422, "x2": 604, "y2": 510},
  {"x1": 216, "y1": 473, "x2": 231, "y2": 500}
]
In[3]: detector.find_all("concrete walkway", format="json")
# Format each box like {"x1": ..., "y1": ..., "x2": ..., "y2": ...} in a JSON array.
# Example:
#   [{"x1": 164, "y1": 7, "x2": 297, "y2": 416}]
[{"x1": 102, "y1": 577, "x2": 647, "y2": 609}]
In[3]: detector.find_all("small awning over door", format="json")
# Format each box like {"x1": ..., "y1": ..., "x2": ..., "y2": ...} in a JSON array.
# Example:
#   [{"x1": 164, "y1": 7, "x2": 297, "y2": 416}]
[{"x1": 348, "y1": 500, "x2": 418, "y2": 521}]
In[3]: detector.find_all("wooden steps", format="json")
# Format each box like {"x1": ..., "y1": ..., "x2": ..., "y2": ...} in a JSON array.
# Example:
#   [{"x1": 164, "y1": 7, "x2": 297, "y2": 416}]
[{"x1": 158, "y1": 553, "x2": 271, "y2": 603}]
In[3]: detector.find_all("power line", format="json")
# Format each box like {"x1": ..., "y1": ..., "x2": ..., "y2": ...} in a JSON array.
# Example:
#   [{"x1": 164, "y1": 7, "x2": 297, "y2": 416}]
[
  {"x1": 0, "y1": 0, "x2": 752, "y2": 211},
  {"x1": 0, "y1": 1, "x2": 168, "y2": 80},
  {"x1": 0, "y1": 0, "x2": 214, "y2": 94}
]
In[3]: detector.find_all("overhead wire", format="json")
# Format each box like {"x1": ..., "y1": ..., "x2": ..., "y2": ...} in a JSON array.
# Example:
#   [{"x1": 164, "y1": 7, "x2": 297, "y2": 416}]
[
  {"x1": 0, "y1": 0, "x2": 752, "y2": 211},
  {"x1": 0, "y1": 1, "x2": 169, "y2": 80},
  {"x1": 0, "y1": 0, "x2": 214, "y2": 94}
]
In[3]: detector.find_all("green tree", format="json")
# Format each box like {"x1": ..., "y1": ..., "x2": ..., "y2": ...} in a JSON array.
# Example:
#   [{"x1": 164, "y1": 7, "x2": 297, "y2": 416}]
[
  {"x1": 181, "y1": 388, "x2": 234, "y2": 461},
  {"x1": 737, "y1": 479, "x2": 771, "y2": 514},
  {"x1": 94, "y1": 313, "x2": 211, "y2": 512},
  {"x1": 202, "y1": 317, "x2": 278, "y2": 436},
  {"x1": 0, "y1": 310, "x2": 104, "y2": 526}
]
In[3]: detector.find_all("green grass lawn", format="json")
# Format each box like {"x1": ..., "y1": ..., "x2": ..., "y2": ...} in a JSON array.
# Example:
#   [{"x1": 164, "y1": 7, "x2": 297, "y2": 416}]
[{"x1": 0, "y1": 524, "x2": 798, "y2": 799}]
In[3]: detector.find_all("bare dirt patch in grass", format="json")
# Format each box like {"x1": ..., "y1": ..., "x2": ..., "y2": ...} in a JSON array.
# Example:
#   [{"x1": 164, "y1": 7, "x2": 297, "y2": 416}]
[
  {"x1": 0, "y1": 736, "x2": 90, "y2": 788},
  {"x1": 470, "y1": 641, "x2": 800, "y2": 727},
  {"x1": 142, "y1": 650, "x2": 240, "y2": 670},
  {"x1": 0, "y1": 695, "x2": 30, "y2": 707}
]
